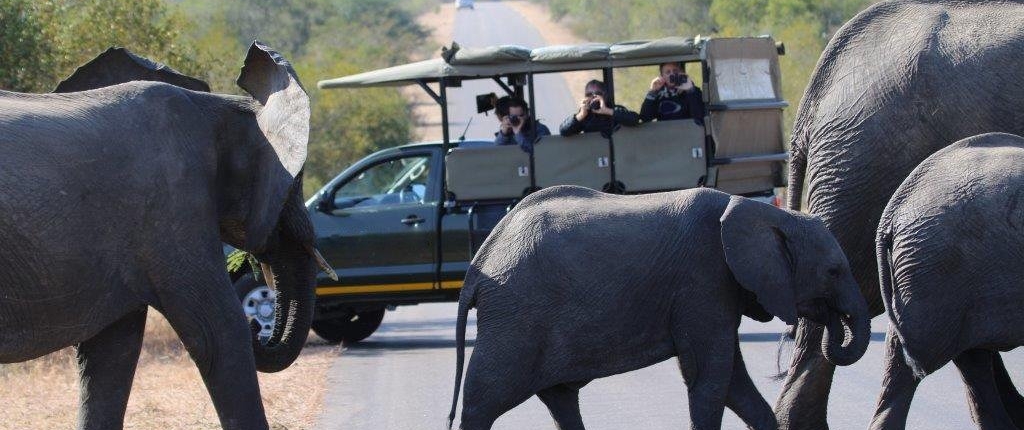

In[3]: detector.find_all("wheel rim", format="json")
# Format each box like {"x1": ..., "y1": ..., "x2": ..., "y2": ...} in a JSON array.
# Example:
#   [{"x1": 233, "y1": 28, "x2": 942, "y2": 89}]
[{"x1": 241, "y1": 285, "x2": 277, "y2": 339}]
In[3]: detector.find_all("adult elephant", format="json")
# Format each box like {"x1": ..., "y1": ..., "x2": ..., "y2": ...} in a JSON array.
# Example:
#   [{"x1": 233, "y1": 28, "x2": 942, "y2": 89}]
[
  {"x1": 0, "y1": 42, "x2": 331, "y2": 430},
  {"x1": 871, "y1": 132, "x2": 1024, "y2": 429},
  {"x1": 777, "y1": 1, "x2": 1024, "y2": 428}
]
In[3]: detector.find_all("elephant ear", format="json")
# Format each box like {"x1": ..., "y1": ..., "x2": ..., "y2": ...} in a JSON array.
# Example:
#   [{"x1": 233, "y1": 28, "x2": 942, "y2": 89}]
[
  {"x1": 54, "y1": 47, "x2": 210, "y2": 93},
  {"x1": 232, "y1": 41, "x2": 310, "y2": 251},
  {"x1": 720, "y1": 196, "x2": 798, "y2": 325},
  {"x1": 236, "y1": 41, "x2": 310, "y2": 179}
]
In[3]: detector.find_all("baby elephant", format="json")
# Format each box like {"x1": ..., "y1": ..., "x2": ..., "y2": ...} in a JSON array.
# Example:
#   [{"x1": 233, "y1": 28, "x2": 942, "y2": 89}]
[
  {"x1": 447, "y1": 186, "x2": 870, "y2": 430},
  {"x1": 870, "y1": 132, "x2": 1024, "y2": 430}
]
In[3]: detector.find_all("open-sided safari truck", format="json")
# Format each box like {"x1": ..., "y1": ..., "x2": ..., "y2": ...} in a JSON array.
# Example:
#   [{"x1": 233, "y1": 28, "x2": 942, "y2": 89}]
[{"x1": 234, "y1": 36, "x2": 789, "y2": 344}]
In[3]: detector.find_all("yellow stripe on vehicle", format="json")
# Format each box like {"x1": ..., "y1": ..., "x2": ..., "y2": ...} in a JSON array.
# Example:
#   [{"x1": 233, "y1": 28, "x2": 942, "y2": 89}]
[{"x1": 440, "y1": 280, "x2": 462, "y2": 289}]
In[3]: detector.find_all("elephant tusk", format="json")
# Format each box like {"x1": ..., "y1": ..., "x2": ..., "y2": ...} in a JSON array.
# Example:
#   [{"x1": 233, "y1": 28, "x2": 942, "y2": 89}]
[
  {"x1": 260, "y1": 262, "x2": 277, "y2": 290},
  {"x1": 305, "y1": 244, "x2": 339, "y2": 281}
]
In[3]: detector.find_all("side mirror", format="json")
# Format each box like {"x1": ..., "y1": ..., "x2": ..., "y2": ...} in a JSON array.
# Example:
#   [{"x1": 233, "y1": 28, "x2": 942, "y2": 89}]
[{"x1": 316, "y1": 196, "x2": 332, "y2": 213}]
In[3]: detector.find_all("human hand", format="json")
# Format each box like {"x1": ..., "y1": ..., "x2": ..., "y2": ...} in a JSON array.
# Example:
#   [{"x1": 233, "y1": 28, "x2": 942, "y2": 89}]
[
  {"x1": 500, "y1": 116, "x2": 512, "y2": 134},
  {"x1": 650, "y1": 77, "x2": 665, "y2": 92},
  {"x1": 680, "y1": 76, "x2": 695, "y2": 91},
  {"x1": 593, "y1": 96, "x2": 613, "y2": 116},
  {"x1": 511, "y1": 116, "x2": 525, "y2": 134},
  {"x1": 576, "y1": 97, "x2": 591, "y2": 120}
]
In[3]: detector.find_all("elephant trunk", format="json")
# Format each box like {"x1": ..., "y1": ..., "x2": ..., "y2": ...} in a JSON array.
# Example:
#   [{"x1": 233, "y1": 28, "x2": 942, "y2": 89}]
[
  {"x1": 820, "y1": 277, "x2": 871, "y2": 366},
  {"x1": 252, "y1": 191, "x2": 317, "y2": 373}
]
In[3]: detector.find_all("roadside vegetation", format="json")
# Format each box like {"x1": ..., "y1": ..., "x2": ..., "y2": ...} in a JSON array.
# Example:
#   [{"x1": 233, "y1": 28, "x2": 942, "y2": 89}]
[
  {"x1": 0, "y1": 0, "x2": 443, "y2": 196},
  {"x1": 535, "y1": 0, "x2": 878, "y2": 131}
]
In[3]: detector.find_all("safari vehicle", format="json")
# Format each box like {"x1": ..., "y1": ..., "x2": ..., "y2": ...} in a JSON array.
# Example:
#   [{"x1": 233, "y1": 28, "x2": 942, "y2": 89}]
[{"x1": 234, "y1": 36, "x2": 789, "y2": 344}]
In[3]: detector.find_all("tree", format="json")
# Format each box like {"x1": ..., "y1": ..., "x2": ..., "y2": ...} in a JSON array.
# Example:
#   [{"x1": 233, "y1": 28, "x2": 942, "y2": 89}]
[{"x1": 0, "y1": 0, "x2": 59, "y2": 91}]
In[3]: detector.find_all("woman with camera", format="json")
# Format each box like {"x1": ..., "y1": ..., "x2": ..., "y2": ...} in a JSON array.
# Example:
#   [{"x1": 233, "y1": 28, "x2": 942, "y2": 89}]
[
  {"x1": 558, "y1": 80, "x2": 640, "y2": 136},
  {"x1": 640, "y1": 62, "x2": 705, "y2": 126}
]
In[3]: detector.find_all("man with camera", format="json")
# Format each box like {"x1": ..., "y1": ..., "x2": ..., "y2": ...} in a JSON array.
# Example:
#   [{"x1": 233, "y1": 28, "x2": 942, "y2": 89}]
[
  {"x1": 640, "y1": 62, "x2": 705, "y2": 125},
  {"x1": 559, "y1": 80, "x2": 640, "y2": 136},
  {"x1": 494, "y1": 97, "x2": 550, "y2": 153}
]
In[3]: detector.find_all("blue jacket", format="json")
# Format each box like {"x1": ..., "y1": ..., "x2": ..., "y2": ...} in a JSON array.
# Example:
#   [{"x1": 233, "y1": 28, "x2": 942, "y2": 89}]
[
  {"x1": 640, "y1": 87, "x2": 705, "y2": 124},
  {"x1": 494, "y1": 119, "x2": 551, "y2": 153}
]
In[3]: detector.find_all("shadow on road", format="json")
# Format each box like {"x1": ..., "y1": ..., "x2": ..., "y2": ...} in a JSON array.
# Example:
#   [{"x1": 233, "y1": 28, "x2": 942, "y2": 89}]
[
  {"x1": 373, "y1": 317, "x2": 475, "y2": 334},
  {"x1": 737, "y1": 331, "x2": 885, "y2": 343},
  {"x1": 345, "y1": 337, "x2": 476, "y2": 356}
]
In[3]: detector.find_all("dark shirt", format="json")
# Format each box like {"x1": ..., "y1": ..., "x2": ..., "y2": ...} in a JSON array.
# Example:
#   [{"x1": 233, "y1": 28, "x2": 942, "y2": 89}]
[
  {"x1": 640, "y1": 87, "x2": 705, "y2": 124},
  {"x1": 494, "y1": 119, "x2": 551, "y2": 153},
  {"x1": 559, "y1": 105, "x2": 640, "y2": 136}
]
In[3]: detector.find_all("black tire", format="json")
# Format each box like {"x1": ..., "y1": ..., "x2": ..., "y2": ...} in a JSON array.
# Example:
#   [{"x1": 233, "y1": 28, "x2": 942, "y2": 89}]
[{"x1": 311, "y1": 309, "x2": 386, "y2": 344}]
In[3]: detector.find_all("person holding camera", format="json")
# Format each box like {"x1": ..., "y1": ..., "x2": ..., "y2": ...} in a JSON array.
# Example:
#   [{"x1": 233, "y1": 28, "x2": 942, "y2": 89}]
[
  {"x1": 559, "y1": 80, "x2": 640, "y2": 136},
  {"x1": 494, "y1": 97, "x2": 550, "y2": 153},
  {"x1": 640, "y1": 62, "x2": 705, "y2": 125}
]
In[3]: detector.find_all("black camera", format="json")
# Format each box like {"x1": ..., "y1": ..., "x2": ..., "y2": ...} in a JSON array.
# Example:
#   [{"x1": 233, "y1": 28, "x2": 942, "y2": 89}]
[
  {"x1": 588, "y1": 100, "x2": 602, "y2": 111},
  {"x1": 508, "y1": 114, "x2": 522, "y2": 127},
  {"x1": 668, "y1": 73, "x2": 688, "y2": 86}
]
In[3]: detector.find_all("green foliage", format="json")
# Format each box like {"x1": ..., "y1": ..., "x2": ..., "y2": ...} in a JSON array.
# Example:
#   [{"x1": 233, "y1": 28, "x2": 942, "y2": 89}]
[
  {"x1": 226, "y1": 249, "x2": 263, "y2": 280},
  {"x1": 0, "y1": 0, "x2": 58, "y2": 92},
  {"x1": 2, "y1": 0, "x2": 437, "y2": 199},
  {"x1": 535, "y1": 0, "x2": 879, "y2": 138}
]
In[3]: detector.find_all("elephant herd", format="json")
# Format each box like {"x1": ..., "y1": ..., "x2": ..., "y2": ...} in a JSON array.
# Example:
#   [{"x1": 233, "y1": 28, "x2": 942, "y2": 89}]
[
  {"x1": 0, "y1": 0, "x2": 1022, "y2": 429},
  {"x1": 448, "y1": 0, "x2": 1024, "y2": 429}
]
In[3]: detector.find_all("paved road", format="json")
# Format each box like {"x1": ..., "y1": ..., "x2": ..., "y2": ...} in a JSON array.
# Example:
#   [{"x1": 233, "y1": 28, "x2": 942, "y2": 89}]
[
  {"x1": 315, "y1": 303, "x2": 1023, "y2": 429},
  {"x1": 314, "y1": 3, "x2": 1023, "y2": 429},
  {"x1": 439, "y1": 2, "x2": 575, "y2": 143}
]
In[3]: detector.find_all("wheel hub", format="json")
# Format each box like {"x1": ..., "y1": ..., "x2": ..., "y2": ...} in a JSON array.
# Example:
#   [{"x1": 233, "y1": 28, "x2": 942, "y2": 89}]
[{"x1": 242, "y1": 285, "x2": 277, "y2": 339}]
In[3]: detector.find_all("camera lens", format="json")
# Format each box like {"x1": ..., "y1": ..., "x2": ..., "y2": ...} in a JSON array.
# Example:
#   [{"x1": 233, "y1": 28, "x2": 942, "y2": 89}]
[
  {"x1": 509, "y1": 115, "x2": 521, "y2": 126},
  {"x1": 669, "y1": 73, "x2": 685, "y2": 85},
  {"x1": 589, "y1": 100, "x2": 601, "y2": 111}
]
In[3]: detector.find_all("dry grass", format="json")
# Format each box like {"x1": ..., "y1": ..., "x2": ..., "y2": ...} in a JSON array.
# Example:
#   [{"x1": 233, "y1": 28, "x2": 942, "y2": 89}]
[{"x1": 0, "y1": 309, "x2": 339, "y2": 430}]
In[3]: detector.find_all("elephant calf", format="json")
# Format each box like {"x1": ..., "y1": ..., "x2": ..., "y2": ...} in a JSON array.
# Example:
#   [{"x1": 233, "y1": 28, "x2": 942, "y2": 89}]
[
  {"x1": 871, "y1": 132, "x2": 1024, "y2": 430},
  {"x1": 447, "y1": 186, "x2": 871, "y2": 430}
]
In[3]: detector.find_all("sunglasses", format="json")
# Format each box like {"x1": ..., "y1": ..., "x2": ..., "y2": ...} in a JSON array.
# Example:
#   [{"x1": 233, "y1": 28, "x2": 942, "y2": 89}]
[{"x1": 585, "y1": 90, "x2": 604, "y2": 97}]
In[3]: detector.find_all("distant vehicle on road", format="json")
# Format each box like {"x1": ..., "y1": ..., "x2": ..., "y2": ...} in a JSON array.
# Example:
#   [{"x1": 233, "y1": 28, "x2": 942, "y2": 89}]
[
  {"x1": 233, "y1": 36, "x2": 789, "y2": 344},
  {"x1": 456, "y1": 0, "x2": 474, "y2": 10}
]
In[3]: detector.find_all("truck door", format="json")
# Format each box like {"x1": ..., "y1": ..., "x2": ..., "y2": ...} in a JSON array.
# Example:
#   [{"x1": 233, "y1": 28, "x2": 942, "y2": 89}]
[{"x1": 312, "y1": 150, "x2": 439, "y2": 292}]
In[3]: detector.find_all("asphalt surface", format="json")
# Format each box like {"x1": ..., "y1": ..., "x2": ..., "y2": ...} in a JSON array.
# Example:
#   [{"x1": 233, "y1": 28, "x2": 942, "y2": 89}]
[
  {"x1": 314, "y1": 3, "x2": 1023, "y2": 429},
  {"x1": 436, "y1": 2, "x2": 575, "y2": 143}
]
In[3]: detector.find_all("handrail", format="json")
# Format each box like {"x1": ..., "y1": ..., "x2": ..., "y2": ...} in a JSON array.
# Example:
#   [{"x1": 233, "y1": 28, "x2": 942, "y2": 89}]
[{"x1": 710, "y1": 153, "x2": 788, "y2": 165}]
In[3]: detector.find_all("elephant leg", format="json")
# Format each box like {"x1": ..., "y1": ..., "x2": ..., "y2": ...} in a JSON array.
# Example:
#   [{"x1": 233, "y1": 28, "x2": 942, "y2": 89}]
[
  {"x1": 537, "y1": 383, "x2": 586, "y2": 430},
  {"x1": 991, "y1": 353, "x2": 1024, "y2": 428},
  {"x1": 459, "y1": 343, "x2": 535, "y2": 430},
  {"x1": 155, "y1": 273, "x2": 268, "y2": 430},
  {"x1": 76, "y1": 308, "x2": 147, "y2": 430},
  {"x1": 677, "y1": 337, "x2": 735, "y2": 430},
  {"x1": 954, "y1": 349, "x2": 1018, "y2": 430},
  {"x1": 869, "y1": 331, "x2": 920, "y2": 430},
  {"x1": 774, "y1": 320, "x2": 836, "y2": 430},
  {"x1": 725, "y1": 344, "x2": 777, "y2": 430}
]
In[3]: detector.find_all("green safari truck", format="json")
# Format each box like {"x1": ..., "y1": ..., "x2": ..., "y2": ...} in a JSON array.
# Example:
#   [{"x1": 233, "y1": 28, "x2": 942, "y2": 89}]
[{"x1": 234, "y1": 36, "x2": 790, "y2": 344}]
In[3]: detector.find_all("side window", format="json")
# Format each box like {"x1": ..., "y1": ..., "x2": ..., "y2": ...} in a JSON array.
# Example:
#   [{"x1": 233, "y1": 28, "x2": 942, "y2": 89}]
[{"x1": 332, "y1": 155, "x2": 432, "y2": 210}]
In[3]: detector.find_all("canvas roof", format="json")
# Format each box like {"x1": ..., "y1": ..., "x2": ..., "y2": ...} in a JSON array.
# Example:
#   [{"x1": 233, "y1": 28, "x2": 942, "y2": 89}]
[{"x1": 318, "y1": 36, "x2": 703, "y2": 89}]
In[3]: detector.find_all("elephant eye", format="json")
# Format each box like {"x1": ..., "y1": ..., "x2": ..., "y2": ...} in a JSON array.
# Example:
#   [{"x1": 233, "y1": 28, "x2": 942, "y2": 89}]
[{"x1": 827, "y1": 267, "x2": 842, "y2": 278}]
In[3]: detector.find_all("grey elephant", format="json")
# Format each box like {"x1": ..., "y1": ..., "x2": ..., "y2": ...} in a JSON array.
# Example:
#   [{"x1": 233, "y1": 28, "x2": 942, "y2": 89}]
[
  {"x1": 0, "y1": 43, "x2": 330, "y2": 430},
  {"x1": 870, "y1": 132, "x2": 1024, "y2": 429},
  {"x1": 777, "y1": 0, "x2": 1024, "y2": 427},
  {"x1": 446, "y1": 186, "x2": 870, "y2": 430}
]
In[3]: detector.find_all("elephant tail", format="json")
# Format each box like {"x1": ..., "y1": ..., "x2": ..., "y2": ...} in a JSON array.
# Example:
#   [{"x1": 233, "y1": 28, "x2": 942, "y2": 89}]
[
  {"x1": 448, "y1": 270, "x2": 480, "y2": 429},
  {"x1": 876, "y1": 219, "x2": 927, "y2": 379}
]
